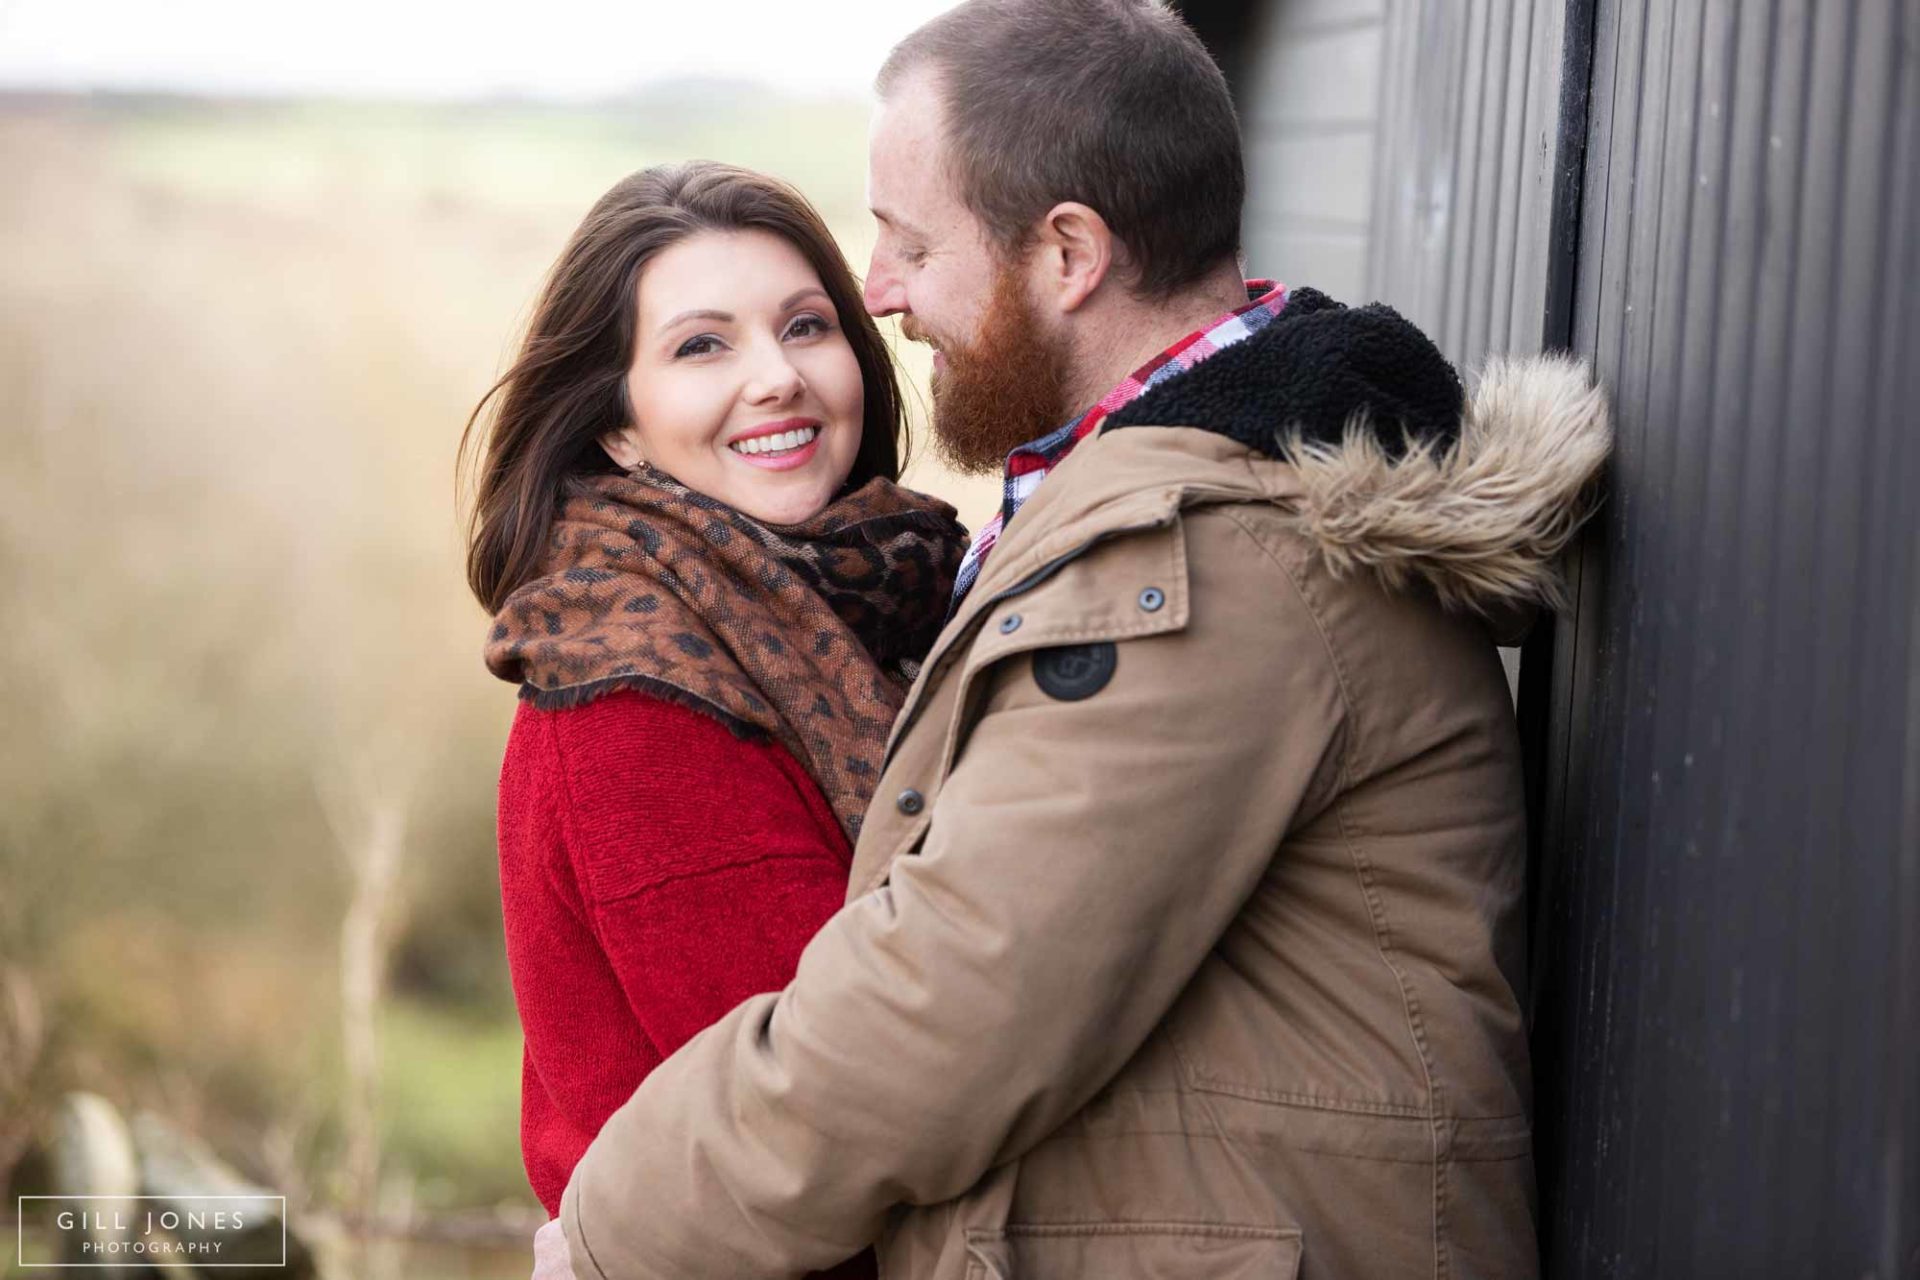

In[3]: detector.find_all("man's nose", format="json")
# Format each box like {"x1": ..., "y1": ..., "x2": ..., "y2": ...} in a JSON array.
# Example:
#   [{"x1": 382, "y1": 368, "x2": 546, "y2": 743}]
[{"x1": 864, "y1": 252, "x2": 905, "y2": 318}]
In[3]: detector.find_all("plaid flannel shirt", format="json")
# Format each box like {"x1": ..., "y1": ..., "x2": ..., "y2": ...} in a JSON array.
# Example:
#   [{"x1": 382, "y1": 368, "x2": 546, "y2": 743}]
[{"x1": 951, "y1": 280, "x2": 1290, "y2": 607}]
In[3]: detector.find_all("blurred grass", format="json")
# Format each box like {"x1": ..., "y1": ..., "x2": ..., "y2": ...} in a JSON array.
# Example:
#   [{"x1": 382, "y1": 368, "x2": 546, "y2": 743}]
[
  {"x1": 378, "y1": 999, "x2": 526, "y2": 1211},
  {"x1": 0, "y1": 86, "x2": 997, "y2": 1257}
]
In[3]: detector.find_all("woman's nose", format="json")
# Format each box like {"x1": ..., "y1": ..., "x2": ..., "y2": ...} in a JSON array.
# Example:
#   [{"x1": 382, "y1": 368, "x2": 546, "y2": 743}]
[{"x1": 744, "y1": 344, "x2": 805, "y2": 405}]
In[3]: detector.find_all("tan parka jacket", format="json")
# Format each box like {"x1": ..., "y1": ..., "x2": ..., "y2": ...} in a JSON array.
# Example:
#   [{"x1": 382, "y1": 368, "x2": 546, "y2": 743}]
[{"x1": 560, "y1": 343, "x2": 1611, "y2": 1280}]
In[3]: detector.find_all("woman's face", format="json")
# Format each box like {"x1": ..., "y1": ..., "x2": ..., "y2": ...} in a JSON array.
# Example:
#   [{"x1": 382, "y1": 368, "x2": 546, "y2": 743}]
[{"x1": 601, "y1": 228, "x2": 866, "y2": 526}]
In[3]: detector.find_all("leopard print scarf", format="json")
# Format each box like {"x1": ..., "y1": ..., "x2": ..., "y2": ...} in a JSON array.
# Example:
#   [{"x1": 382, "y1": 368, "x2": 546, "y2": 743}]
[{"x1": 485, "y1": 469, "x2": 965, "y2": 841}]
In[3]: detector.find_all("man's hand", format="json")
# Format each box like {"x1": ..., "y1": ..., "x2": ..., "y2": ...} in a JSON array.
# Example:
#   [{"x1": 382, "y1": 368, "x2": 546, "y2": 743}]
[{"x1": 531, "y1": 1217, "x2": 573, "y2": 1280}]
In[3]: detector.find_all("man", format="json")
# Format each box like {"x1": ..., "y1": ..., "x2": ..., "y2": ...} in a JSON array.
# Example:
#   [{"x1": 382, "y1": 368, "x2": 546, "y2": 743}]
[{"x1": 555, "y1": 2, "x2": 1609, "y2": 1277}]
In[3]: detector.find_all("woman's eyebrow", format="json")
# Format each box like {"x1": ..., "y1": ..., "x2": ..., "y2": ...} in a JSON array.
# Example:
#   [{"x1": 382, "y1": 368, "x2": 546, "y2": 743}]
[
  {"x1": 781, "y1": 287, "x2": 831, "y2": 310},
  {"x1": 657, "y1": 308, "x2": 730, "y2": 335},
  {"x1": 658, "y1": 290, "x2": 829, "y2": 336}
]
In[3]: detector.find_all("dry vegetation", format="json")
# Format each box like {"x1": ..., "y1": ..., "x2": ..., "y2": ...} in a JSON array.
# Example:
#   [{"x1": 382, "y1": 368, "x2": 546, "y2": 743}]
[{"x1": 0, "y1": 89, "x2": 994, "y2": 1277}]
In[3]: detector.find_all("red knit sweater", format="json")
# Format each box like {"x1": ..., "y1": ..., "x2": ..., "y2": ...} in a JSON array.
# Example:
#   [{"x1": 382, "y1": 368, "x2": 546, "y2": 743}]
[{"x1": 496, "y1": 687, "x2": 875, "y2": 1279}]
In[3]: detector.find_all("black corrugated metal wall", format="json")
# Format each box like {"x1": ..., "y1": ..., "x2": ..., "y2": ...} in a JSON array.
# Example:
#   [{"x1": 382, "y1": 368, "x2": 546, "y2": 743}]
[
  {"x1": 1182, "y1": 0, "x2": 1920, "y2": 1273},
  {"x1": 1535, "y1": 2, "x2": 1920, "y2": 1274}
]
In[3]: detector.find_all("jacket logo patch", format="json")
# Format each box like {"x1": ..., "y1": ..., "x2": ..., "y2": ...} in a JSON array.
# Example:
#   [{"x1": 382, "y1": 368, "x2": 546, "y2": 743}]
[{"x1": 1032, "y1": 642, "x2": 1117, "y2": 701}]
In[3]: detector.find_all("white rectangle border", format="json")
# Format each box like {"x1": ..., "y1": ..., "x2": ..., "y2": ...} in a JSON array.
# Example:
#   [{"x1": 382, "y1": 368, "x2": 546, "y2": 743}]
[{"x1": 17, "y1": 1195, "x2": 288, "y2": 1269}]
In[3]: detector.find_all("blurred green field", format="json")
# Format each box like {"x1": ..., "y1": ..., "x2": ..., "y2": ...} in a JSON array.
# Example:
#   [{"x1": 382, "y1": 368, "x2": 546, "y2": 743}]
[{"x1": 0, "y1": 89, "x2": 995, "y2": 1277}]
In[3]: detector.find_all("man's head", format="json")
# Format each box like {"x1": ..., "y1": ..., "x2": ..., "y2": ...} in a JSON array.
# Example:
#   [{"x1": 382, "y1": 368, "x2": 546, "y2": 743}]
[{"x1": 865, "y1": 0, "x2": 1245, "y2": 472}]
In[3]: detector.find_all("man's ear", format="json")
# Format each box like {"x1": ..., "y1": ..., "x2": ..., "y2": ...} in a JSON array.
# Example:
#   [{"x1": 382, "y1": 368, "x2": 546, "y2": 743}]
[
  {"x1": 1031, "y1": 201, "x2": 1114, "y2": 315},
  {"x1": 599, "y1": 426, "x2": 644, "y2": 470}
]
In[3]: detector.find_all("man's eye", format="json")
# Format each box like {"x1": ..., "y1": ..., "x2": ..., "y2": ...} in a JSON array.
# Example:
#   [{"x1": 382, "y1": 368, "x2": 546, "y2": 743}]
[{"x1": 675, "y1": 335, "x2": 721, "y2": 358}]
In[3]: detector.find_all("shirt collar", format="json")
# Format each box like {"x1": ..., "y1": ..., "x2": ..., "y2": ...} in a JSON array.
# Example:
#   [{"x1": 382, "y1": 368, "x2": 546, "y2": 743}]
[
  {"x1": 1008, "y1": 279, "x2": 1288, "y2": 473},
  {"x1": 947, "y1": 280, "x2": 1289, "y2": 609}
]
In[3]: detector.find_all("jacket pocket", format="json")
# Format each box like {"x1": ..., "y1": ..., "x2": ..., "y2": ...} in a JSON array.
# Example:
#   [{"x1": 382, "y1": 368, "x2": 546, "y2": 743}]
[{"x1": 962, "y1": 1222, "x2": 1302, "y2": 1280}]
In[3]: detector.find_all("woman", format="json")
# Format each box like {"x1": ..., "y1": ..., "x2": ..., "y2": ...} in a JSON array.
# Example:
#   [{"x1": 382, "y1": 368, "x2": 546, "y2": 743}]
[{"x1": 460, "y1": 161, "x2": 965, "y2": 1277}]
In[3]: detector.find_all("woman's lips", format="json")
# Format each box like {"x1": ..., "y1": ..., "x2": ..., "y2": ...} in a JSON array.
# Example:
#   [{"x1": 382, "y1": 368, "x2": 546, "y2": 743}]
[{"x1": 731, "y1": 430, "x2": 823, "y2": 472}]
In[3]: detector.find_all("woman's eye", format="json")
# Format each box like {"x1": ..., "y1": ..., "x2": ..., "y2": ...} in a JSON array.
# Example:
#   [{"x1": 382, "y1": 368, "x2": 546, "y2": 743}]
[
  {"x1": 785, "y1": 314, "x2": 833, "y2": 340},
  {"x1": 674, "y1": 335, "x2": 721, "y2": 358}
]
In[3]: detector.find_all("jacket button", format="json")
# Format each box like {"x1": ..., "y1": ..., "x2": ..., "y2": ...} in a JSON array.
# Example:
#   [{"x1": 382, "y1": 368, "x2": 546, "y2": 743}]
[
  {"x1": 999, "y1": 613, "x2": 1023, "y2": 633},
  {"x1": 1138, "y1": 587, "x2": 1165, "y2": 612},
  {"x1": 896, "y1": 788, "x2": 925, "y2": 816}
]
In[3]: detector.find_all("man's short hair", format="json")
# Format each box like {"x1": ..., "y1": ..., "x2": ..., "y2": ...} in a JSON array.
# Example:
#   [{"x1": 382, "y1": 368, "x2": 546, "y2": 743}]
[{"x1": 877, "y1": 0, "x2": 1245, "y2": 299}]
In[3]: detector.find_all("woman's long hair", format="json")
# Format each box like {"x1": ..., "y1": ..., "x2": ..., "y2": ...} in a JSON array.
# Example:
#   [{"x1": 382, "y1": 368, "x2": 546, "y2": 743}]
[{"x1": 458, "y1": 162, "x2": 908, "y2": 614}]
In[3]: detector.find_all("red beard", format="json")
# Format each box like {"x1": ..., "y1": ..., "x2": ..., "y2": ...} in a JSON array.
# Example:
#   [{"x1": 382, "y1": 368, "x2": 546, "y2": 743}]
[{"x1": 905, "y1": 260, "x2": 1073, "y2": 476}]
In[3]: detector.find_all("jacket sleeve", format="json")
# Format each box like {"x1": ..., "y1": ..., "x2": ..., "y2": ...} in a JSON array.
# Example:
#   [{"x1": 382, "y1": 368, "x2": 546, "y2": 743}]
[
  {"x1": 497, "y1": 691, "x2": 859, "y2": 1211},
  {"x1": 559, "y1": 512, "x2": 1351, "y2": 1280}
]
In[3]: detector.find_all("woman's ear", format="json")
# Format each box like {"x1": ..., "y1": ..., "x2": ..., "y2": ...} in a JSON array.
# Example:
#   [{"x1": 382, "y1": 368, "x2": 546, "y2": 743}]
[{"x1": 598, "y1": 426, "x2": 644, "y2": 470}]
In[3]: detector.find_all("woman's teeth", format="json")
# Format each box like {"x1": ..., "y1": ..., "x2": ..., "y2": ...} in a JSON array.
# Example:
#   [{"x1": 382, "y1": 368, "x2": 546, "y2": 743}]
[{"x1": 730, "y1": 426, "x2": 820, "y2": 456}]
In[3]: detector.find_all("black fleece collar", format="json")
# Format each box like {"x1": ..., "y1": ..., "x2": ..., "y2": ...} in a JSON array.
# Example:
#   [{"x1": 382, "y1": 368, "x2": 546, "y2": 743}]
[{"x1": 1103, "y1": 287, "x2": 1465, "y2": 460}]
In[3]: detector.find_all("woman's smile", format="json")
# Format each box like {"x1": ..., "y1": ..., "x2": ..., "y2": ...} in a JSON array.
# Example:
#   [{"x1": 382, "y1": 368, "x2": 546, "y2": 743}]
[{"x1": 728, "y1": 417, "x2": 824, "y2": 470}]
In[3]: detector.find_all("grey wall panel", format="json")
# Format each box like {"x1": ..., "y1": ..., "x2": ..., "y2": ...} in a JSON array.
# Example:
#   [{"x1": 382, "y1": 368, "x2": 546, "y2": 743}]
[
  {"x1": 1248, "y1": 228, "x2": 1370, "y2": 301},
  {"x1": 1236, "y1": 3, "x2": 1385, "y2": 301},
  {"x1": 1369, "y1": 0, "x2": 1572, "y2": 370},
  {"x1": 1532, "y1": 0, "x2": 1920, "y2": 1274},
  {"x1": 1245, "y1": 132, "x2": 1376, "y2": 223},
  {"x1": 1264, "y1": 0, "x2": 1386, "y2": 32},
  {"x1": 1237, "y1": 18, "x2": 1384, "y2": 127}
]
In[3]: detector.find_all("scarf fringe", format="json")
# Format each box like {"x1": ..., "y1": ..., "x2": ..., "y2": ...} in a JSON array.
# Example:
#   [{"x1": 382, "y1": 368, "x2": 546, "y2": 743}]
[{"x1": 517, "y1": 674, "x2": 770, "y2": 741}]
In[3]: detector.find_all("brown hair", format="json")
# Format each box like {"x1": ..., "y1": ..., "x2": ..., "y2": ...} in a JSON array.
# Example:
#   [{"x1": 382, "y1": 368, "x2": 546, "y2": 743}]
[
  {"x1": 877, "y1": 0, "x2": 1244, "y2": 299},
  {"x1": 459, "y1": 161, "x2": 907, "y2": 614}
]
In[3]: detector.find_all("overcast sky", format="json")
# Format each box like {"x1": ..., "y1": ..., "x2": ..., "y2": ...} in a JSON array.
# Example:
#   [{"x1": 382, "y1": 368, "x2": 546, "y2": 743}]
[{"x1": 0, "y1": 0, "x2": 964, "y2": 99}]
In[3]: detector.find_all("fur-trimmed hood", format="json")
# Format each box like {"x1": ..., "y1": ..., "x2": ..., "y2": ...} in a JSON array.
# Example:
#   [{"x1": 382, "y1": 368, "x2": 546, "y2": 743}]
[{"x1": 1105, "y1": 288, "x2": 1612, "y2": 618}]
